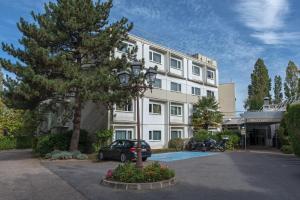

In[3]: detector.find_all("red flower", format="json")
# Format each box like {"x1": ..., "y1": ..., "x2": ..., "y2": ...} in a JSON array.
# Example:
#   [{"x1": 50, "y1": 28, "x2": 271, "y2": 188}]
[{"x1": 106, "y1": 169, "x2": 113, "y2": 179}]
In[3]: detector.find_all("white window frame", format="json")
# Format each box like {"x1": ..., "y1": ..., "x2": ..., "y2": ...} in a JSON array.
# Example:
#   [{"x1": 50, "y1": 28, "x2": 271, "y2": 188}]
[
  {"x1": 170, "y1": 104, "x2": 183, "y2": 116},
  {"x1": 170, "y1": 57, "x2": 182, "y2": 70},
  {"x1": 170, "y1": 82, "x2": 181, "y2": 92},
  {"x1": 115, "y1": 129, "x2": 134, "y2": 140},
  {"x1": 149, "y1": 102, "x2": 162, "y2": 115},
  {"x1": 149, "y1": 50, "x2": 162, "y2": 64},
  {"x1": 192, "y1": 87, "x2": 201, "y2": 96},
  {"x1": 170, "y1": 129, "x2": 182, "y2": 139},
  {"x1": 192, "y1": 65, "x2": 201, "y2": 76},
  {"x1": 117, "y1": 42, "x2": 135, "y2": 53},
  {"x1": 153, "y1": 78, "x2": 162, "y2": 89},
  {"x1": 116, "y1": 101, "x2": 133, "y2": 112},
  {"x1": 207, "y1": 90, "x2": 215, "y2": 97},
  {"x1": 207, "y1": 70, "x2": 215, "y2": 80},
  {"x1": 149, "y1": 130, "x2": 161, "y2": 141}
]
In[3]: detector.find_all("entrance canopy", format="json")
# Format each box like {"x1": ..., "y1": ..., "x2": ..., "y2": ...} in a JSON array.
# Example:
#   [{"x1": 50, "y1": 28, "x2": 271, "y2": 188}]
[{"x1": 242, "y1": 111, "x2": 284, "y2": 124}]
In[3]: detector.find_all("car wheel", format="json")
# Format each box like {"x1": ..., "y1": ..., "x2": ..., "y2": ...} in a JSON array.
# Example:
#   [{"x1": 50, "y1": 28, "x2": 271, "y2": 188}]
[
  {"x1": 142, "y1": 157, "x2": 147, "y2": 162},
  {"x1": 120, "y1": 153, "x2": 127, "y2": 162},
  {"x1": 98, "y1": 152, "x2": 105, "y2": 161}
]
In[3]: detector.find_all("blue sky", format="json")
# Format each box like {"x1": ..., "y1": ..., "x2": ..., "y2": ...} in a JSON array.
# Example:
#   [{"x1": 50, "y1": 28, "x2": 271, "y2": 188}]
[{"x1": 1, "y1": 0, "x2": 300, "y2": 113}]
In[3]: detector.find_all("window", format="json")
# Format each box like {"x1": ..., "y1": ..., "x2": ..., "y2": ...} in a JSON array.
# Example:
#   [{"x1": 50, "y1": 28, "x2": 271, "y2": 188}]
[
  {"x1": 170, "y1": 82, "x2": 181, "y2": 92},
  {"x1": 149, "y1": 130, "x2": 161, "y2": 141},
  {"x1": 170, "y1": 104, "x2": 182, "y2": 116},
  {"x1": 117, "y1": 42, "x2": 134, "y2": 53},
  {"x1": 171, "y1": 130, "x2": 182, "y2": 139},
  {"x1": 116, "y1": 101, "x2": 133, "y2": 112},
  {"x1": 149, "y1": 50, "x2": 162, "y2": 64},
  {"x1": 192, "y1": 87, "x2": 201, "y2": 96},
  {"x1": 192, "y1": 65, "x2": 201, "y2": 76},
  {"x1": 170, "y1": 58, "x2": 182, "y2": 70},
  {"x1": 207, "y1": 90, "x2": 215, "y2": 97},
  {"x1": 115, "y1": 130, "x2": 133, "y2": 140},
  {"x1": 149, "y1": 103, "x2": 161, "y2": 114},
  {"x1": 207, "y1": 70, "x2": 214, "y2": 80},
  {"x1": 153, "y1": 78, "x2": 162, "y2": 88}
]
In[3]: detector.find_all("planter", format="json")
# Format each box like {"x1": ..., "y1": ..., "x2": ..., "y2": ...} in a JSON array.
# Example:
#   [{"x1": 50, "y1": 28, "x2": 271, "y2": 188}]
[{"x1": 100, "y1": 177, "x2": 176, "y2": 190}]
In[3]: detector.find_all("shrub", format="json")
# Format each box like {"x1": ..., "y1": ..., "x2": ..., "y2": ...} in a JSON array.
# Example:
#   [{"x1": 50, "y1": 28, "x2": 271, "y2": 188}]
[
  {"x1": 280, "y1": 145, "x2": 293, "y2": 154},
  {"x1": 286, "y1": 103, "x2": 300, "y2": 156},
  {"x1": 93, "y1": 129, "x2": 113, "y2": 152},
  {"x1": 219, "y1": 130, "x2": 240, "y2": 150},
  {"x1": 0, "y1": 135, "x2": 32, "y2": 150},
  {"x1": 34, "y1": 129, "x2": 91, "y2": 156},
  {"x1": 45, "y1": 150, "x2": 88, "y2": 160},
  {"x1": 194, "y1": 129, "x2": 210, "y2": 142},
  {"x1": 109, "y1": 162, "x2": 175, "y2": 183},
  {"x1": 168, "y1": 138, "x2": 184, "y2": 151}
]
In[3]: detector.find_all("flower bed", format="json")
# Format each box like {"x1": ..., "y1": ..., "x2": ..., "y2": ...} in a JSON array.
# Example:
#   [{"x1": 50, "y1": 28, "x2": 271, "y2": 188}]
[{"x1": 105, "y1": 162, "x2": 175, "y2": 183}]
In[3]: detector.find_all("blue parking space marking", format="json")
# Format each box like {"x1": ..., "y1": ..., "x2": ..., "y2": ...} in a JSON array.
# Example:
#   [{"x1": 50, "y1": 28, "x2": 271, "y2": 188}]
[{"x1": 149, "y1": 151, "x2": 218, "y2": 162}]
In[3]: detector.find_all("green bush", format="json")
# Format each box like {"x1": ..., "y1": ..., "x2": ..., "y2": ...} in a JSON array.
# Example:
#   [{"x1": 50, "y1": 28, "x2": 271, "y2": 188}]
[
  {"x1": 45, "y1": 150, "x2": 88, "y2": 160},
  {"x1": 0, "y1": 136, "x2": 16, "y2": 150},
  {"x1": 168, "y1": 138, "x2": 184, "y2": 151},
  {"x1": 286, "y1": 103, "x2": 300, "y2": 156},
  {"x1": 93, "y1": 129, "x2": 113, "y2": 152},
  {"x1": 34, "y1": 129, "x2": 92, "y2": 156},
  {"x1": 109, "y1": 162, "x2": 175, "y2": 183},
  {"x1": 219, "y1": 130, "x2": 240, "y2": 150},
  {"x1": 0, "y1": 135, "x2": 32, "y2": 150},
  {"x1": 280, "y1": 145, "x2": 294, "y2": 154}
]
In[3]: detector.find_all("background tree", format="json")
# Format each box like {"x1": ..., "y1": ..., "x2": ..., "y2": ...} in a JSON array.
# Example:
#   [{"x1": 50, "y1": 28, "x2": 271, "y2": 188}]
[
  {"x1": 245, "y1": 58, "x2": 271, "y2": 110},
  {"x1": 192, "y1": 96, "x2": 223, "y2": 131},
  {"x1": 284, "y1": 61, "x2": 299, "y2": 99},
  {"x1": 0, "y1": 0, "x2": 133, "y2": 151},
  {"x1": 273, "y1": 75, "x2": 283, "y2": 104}
]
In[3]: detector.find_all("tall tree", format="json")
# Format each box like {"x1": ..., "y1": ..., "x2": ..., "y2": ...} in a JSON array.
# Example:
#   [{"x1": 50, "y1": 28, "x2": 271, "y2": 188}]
[
  {"x1": 0, "y1": 0, "x2": 133, "y2": 151},
  {"x1": 284, "y1": 61, "x2": 299, "y2": 99},
  {"x1": 273, "y1": 75, "x2": 283, "y2": 104},
  {"x1": 192, "y1": 96, "x2": 223, "y2": 131},
  {"x1": 245, "y1": 58, "x2": 271, "y2": 110}
]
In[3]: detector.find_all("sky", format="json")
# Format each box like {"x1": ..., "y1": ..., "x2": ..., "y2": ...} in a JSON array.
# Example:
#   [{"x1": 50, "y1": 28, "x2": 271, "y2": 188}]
[{"x1": 0, "y1": 0, "x2": 300, "y2": 113}]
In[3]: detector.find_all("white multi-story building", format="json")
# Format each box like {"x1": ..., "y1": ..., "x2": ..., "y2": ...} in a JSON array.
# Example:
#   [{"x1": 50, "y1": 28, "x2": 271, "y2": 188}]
[
  {"x1": 41, "y1": 34, "x2": 219, "y2": 149},
  {"x1": 109, "y1": 34, "x2": 218, "y2": 149}
]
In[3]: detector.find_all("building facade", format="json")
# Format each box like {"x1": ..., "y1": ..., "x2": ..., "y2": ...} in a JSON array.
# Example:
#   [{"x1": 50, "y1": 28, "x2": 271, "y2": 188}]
[
  {"x1": 218, "y1": 83, "x2": 236, "y2": 120},
  {"x1": 110, "y1": 34, "x2": 218, "y2": 149}
]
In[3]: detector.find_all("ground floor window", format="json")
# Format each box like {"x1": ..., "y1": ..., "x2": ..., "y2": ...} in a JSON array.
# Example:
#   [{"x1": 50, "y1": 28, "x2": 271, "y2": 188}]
[
  {"x1": 149, "y1": 130, "x2": 161, "y2": 141},
  {"x1": 171, "y1": 129, "x2": 182, "y2": 139},
  {"x1": 115, "y1": 130, "x2": 133, "y2": 140}
]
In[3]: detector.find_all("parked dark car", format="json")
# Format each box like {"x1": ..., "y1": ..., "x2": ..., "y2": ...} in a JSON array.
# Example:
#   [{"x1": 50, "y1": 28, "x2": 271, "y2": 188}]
[{"x1": 98, "y1": 139, "x2": 152, "y2": 162}]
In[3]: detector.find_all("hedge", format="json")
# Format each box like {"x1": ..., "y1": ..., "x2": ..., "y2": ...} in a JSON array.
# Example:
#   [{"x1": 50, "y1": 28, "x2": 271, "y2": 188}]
[
  {"x1": 286, "y1": 103, "x2": 300, "y2": 156},
  {"x1": 0, "y1": 135, "x2": 33, "y2": 150},
  {"x1": 33, "y1": 129, "x2": 92, "y2": 156}
]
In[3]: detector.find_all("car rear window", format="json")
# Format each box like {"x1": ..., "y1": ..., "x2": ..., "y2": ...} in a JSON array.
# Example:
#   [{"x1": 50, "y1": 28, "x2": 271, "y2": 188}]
[{"x1": 133, "y1": 141, "x2": 148, "y2": 147}]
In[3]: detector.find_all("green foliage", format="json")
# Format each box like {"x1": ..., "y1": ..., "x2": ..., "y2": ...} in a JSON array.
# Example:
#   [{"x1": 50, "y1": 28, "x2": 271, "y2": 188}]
[
  {"x1": 34, "y1": 129, "x2": 91, "y2": 156},
  {"x1": 284, "y1": 61, "x2": 299, "y2": 99},
  {"x1": 0, "y1": 0, "x2": 133, "y2": 151},
  {"x1": 0, "y1": 135, "x2": 33, "y2": 150},
  {"x1": 192, "y1": 96, "x2": 223, "y2": 130},
  {"x1": 93, "y1": 129, "x2": 113, "y2": 152},
  {"x1": 219, "y1": 130, "x2": 240, "y2": 150},
  {"x1": 168, "y1": 138, "x2": 184, "y2": 151},
  {"x1": 245, "y1": 58, "x2": 271, "y2": 110},
  {"x1": 45, "y1": 150, "x2": 88, "y2": 160},
  {"x1": 286, "y1": 103, "x2": 300, "y2": 156},
  {"x1": 273, "y1": 75, "x2": 283, "y2": 104},
  {"x1": 278, "y1": 114, "x2": 291, "y2": 147},
  {"x1": 280, "y1": 145, "x2": 294, "y2": 154},
  {"x1": 109, "y1": 162, "x2": 175, "y2": 183}
]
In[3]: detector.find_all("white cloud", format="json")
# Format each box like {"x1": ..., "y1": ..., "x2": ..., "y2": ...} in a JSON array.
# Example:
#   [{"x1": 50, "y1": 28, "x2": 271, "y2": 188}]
[{"x1": 235, "y1": 0, "x2": 300, "y2": 45}]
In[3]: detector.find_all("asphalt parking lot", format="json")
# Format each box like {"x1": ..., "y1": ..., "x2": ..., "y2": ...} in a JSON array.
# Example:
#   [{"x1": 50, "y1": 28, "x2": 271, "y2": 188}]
[{"x1": 1, "y1": 150, "x2": 300, "y2": 200}]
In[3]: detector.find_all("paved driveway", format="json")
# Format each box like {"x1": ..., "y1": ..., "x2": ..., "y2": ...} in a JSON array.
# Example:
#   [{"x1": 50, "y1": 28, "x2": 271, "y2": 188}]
[{"x1": 1, "y1": 150, "x2": 300, "y2": 200}]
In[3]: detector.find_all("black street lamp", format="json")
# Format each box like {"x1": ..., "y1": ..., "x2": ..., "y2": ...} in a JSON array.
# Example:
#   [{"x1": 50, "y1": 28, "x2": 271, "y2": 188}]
[{"x1": 117, "y1": 60, "x2": 157, "y2": 169}]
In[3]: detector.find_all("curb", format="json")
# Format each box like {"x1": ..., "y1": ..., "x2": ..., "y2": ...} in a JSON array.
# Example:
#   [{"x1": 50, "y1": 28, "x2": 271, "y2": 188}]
[{"x1": 100, "y1": 177, "x2": 176, "y2": 190}]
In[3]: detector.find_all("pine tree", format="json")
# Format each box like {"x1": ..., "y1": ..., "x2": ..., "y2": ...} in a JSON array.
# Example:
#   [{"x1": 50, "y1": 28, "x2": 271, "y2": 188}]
[
  {"x1": 273, "y1": 75, "x2": 283, "y2": 104},
  {"x1": 0, "y1": 69, "x2": 3, "y2": 92},
  {"x1": 284, "y1": 61, "x2": 299, "y2": 99},
  {"x1": 0, "y1": 0, "x2": 133, "y2": 151},
  {"x1": 245, "y1": 58, "x2": 271, "y2": 110},
  {"x1": 192, "y1": 96, "x2": 223, "y2": 130}
]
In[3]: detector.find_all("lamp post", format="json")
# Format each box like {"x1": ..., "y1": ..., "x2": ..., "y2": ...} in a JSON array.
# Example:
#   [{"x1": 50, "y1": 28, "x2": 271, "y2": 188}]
[{"x1": 117, "y1": 61, "x2": 157, "y2": 169}]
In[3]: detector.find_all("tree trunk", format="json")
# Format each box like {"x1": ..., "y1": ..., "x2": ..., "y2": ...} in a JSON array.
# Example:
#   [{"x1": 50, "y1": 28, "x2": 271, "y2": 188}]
[{"x1": 70, "y1": 92, "x2": 81, "y2": 151}]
